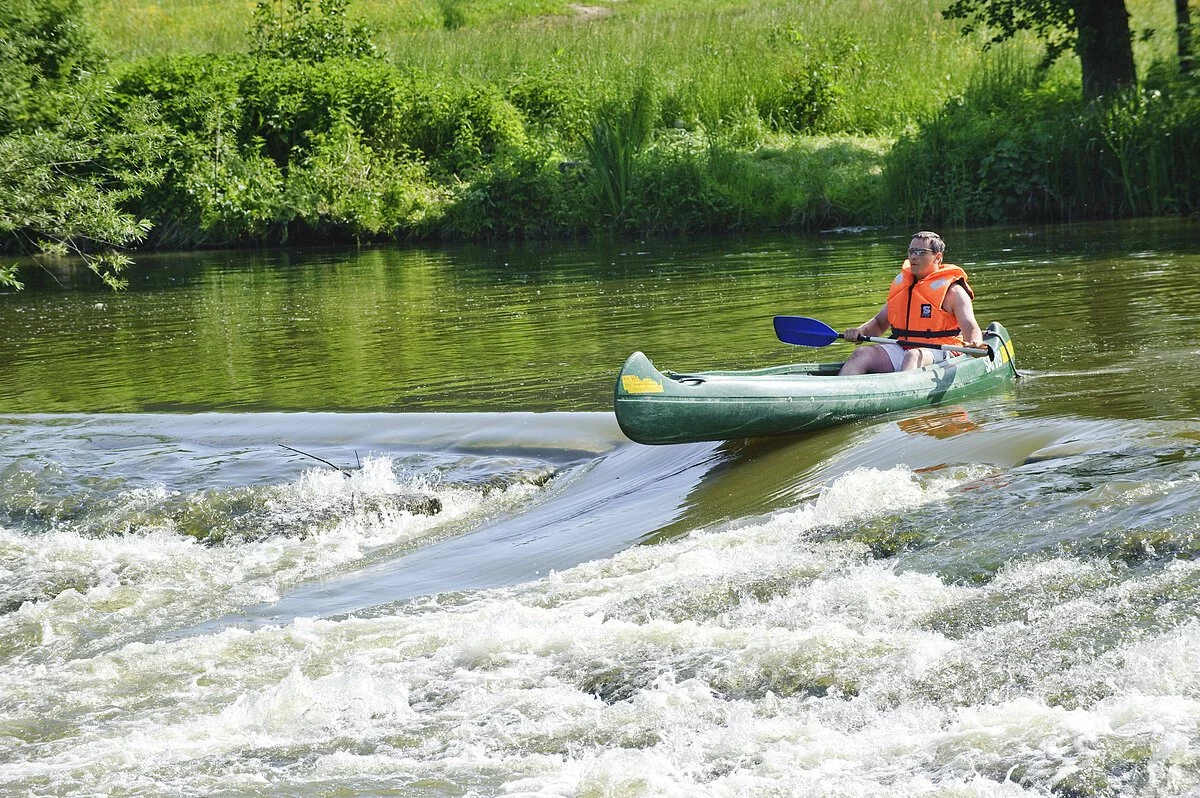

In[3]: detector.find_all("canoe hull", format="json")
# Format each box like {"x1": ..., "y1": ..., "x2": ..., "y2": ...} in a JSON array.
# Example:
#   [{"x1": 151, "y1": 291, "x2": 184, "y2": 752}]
[{"x1": 614, "y1": 322, "x2": 1017, "y2": 445}]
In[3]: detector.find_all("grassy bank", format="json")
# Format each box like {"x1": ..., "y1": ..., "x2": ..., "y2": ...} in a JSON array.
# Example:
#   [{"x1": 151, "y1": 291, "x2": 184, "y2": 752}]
[
  {"x1": 2, "y1": 0, "x2": 1197, "y2": 272},
  {"x1": 97, "y1": 0, "x2": 1000, "y2": 135}
]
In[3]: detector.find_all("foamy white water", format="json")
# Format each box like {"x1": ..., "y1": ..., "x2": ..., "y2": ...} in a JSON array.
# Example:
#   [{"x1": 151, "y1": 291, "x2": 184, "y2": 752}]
[
  {"x1": 0, "y1": 451, "x2": 553, "y2": 665},
  {"x1": 4, "y1": 460, "x2": 1200, "y2": 797}
]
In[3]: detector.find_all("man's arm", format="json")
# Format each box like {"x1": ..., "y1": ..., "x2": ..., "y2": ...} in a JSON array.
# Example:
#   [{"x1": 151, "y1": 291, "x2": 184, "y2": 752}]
[
  {"x1": 844, "y1": 305, "x2": 890, "y2": 342},
  {"x1": 943, "y1": 283, "x2": 982, "y2": 345}
]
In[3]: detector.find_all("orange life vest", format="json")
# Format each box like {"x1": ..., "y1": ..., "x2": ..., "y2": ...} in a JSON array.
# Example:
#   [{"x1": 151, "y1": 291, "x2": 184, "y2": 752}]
[{"x1": 885, "y1": 262, "x2": 974, "y2": 347}]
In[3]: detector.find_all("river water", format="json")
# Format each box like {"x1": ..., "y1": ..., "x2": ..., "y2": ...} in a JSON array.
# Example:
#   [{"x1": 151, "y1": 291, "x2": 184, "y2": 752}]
[{"x1": 2, "y1": 220, "x2": 1200, "y2": 796}]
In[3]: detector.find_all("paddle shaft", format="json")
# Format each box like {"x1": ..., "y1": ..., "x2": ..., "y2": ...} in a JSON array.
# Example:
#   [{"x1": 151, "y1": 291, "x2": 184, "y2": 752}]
[
  {"x1": 772, "y1": 316, "x2": 991, "y2": 358},
  {"x1": 851, "y1": 334, "x2": 989, "y2": 357}
]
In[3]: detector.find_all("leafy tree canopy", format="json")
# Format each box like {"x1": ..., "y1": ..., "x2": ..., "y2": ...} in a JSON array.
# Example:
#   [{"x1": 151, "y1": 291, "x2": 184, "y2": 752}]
[
  {"x1": 0, "y1": 0, "x2": 104, "y2": 136},
  {"x1": 944, "y1": 0, "x2": 1138, "y2": 100},
  {"x1": 944, "y1": 0, "x2": 1075, "y2": 64},
  {"x1": 0, "y1": 0, "x2": 162, "y2": 290}
]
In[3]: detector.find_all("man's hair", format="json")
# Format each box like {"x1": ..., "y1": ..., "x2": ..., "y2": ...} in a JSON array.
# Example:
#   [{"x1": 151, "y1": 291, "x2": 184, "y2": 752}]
[{"x1": 912, "y1": 231, "x2": 945, "y2": 254}]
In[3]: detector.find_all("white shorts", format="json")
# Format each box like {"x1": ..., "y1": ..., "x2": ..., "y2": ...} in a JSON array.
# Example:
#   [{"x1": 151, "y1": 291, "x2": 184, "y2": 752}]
[{"x1": 879, "y1": 342, "x2": 948, "y2": 371}]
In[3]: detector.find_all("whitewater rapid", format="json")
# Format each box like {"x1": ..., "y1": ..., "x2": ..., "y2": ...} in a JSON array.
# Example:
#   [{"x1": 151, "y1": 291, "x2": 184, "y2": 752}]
[{"x1": 4, "y1": 404, "x2": 1200, "y2": 796}]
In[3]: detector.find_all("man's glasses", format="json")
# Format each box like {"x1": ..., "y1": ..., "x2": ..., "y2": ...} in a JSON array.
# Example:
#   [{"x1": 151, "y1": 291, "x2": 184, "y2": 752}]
[{"x1": 907, "y1": 248, "x2": 933, "y2": 257}]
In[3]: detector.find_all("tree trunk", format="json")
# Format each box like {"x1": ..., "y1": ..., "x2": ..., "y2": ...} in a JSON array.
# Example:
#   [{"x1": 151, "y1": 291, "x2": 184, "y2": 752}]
[
  {"x1": 1073, "y1": 0, "x2": 1138, "y2": 100},
  {"x1": 1178, "y1": 0, "x2": 1194, "y2": 74}
]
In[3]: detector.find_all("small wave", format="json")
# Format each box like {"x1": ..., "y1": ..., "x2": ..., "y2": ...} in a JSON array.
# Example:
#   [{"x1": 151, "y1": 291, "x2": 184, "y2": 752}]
[
  {"x1": 1018, "y1": 366, "x2": 1138, "y2": 379},
  {"x1": 0, "y1": 454, "x2": 557, "y2": 665}
]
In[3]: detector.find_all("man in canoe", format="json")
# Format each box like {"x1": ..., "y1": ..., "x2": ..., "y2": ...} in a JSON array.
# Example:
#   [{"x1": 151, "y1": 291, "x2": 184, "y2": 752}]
[{"x1": 837, "y1": 231, "x2": 983, "y2": 375}]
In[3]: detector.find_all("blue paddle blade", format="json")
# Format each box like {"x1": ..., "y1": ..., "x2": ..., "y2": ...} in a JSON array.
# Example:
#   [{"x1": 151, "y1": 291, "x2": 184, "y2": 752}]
[{"x1": 773, "y1": 315, "x2": 841, "y2": 347}]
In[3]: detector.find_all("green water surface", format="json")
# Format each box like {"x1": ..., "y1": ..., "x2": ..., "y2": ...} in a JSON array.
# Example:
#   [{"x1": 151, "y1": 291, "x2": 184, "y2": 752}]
[{"x1": 2, "y1": 219, "x2": 1199, "y2": 420}]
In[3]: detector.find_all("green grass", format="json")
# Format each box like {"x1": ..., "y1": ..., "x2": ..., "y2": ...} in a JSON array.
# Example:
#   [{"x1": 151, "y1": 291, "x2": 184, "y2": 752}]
[
  {"x1": 93, "y1": 0, "x2": 1181, "y2": 136},
  {"x1": 94, "y1": 0, "x2": 1001, "y2": 135},
  {"x1": 92, "y1": 0, "x2": 573, "y2": 56}
]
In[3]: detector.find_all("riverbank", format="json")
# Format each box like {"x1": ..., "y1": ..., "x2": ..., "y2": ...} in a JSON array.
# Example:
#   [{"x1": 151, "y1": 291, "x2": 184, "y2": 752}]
[{"x1": 1, "y1": 0, "x2": 1197, "y2": 274}]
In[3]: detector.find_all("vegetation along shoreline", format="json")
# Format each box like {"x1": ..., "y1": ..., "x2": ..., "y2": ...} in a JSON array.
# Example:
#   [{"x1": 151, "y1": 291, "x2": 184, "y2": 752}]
[{"x1": 1, "y1": 0, "x2": 1197, "y2": 289}]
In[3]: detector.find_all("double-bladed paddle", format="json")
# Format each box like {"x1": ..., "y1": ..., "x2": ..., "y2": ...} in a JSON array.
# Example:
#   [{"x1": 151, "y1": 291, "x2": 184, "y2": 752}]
[{"x1": 773, "y1": 315, "x2": 990, "y2": 357}]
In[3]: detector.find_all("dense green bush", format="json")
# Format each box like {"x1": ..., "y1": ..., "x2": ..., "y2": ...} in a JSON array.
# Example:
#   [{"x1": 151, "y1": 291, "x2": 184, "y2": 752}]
[
  {"x1": 287, "y1": 116, "x2": 444, "y2": 238},
  {"x1": 109, "y1": 53, "x2": 539, "y2": 244},
  {"x1": 623, "y1": 132, "x2": 736, "y2": 234},
  {"x1": 885, "y1": 67, "x2": 1200, "y2": 224},
  {"x1": 505, "y1": 65, "x2": 591, "y2": 143},
  {"x1": 441, "y1": 146, "x2": 573, "y2": 238},
  {"x1": 235, "y1": 59, "x2": 400, "y2": 165},
  {"x1": 250, "y1": 0, "x2": 379, "y2": 62},
  {"x1": 0, "y1": 0, "x2": 103, "y2": 134}
]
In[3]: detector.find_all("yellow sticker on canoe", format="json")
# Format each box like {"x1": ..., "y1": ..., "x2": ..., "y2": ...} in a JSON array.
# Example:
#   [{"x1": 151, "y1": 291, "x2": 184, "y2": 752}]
[
  {"x1": 999, "y1": 340, "x2": 1015, "y2": 364},
  {"x1": 621, "y1": 375, "x2": 664, "y2": 394}
]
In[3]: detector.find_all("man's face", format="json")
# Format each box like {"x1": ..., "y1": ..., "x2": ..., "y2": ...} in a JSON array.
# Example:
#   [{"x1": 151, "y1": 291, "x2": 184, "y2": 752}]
[{"x1": 907, "y1": 237, "x2": 942, "y2": 275}]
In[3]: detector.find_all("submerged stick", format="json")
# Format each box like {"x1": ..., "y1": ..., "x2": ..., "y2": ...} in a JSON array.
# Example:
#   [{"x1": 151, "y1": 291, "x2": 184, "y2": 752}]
[{"x1": 278, "y1": 444, "x2": 356, "y2": 478}]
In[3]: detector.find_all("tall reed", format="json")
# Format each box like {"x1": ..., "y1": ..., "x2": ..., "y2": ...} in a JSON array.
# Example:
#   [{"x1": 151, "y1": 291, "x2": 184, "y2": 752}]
[{"x1": 582, "y1": 80, "x2": 655, "y2": 222}]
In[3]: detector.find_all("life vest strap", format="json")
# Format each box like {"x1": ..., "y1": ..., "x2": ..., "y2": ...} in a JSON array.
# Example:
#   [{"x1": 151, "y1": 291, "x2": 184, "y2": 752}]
[{"x1": 891, "y1": 328, "x2": 962, "y2": 339}]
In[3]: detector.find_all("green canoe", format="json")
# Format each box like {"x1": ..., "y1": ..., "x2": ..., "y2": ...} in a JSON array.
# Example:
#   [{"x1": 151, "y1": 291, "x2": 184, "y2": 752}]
[{"x1": 614, "y1": 321, "x2": 1017, "y2": 445}]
